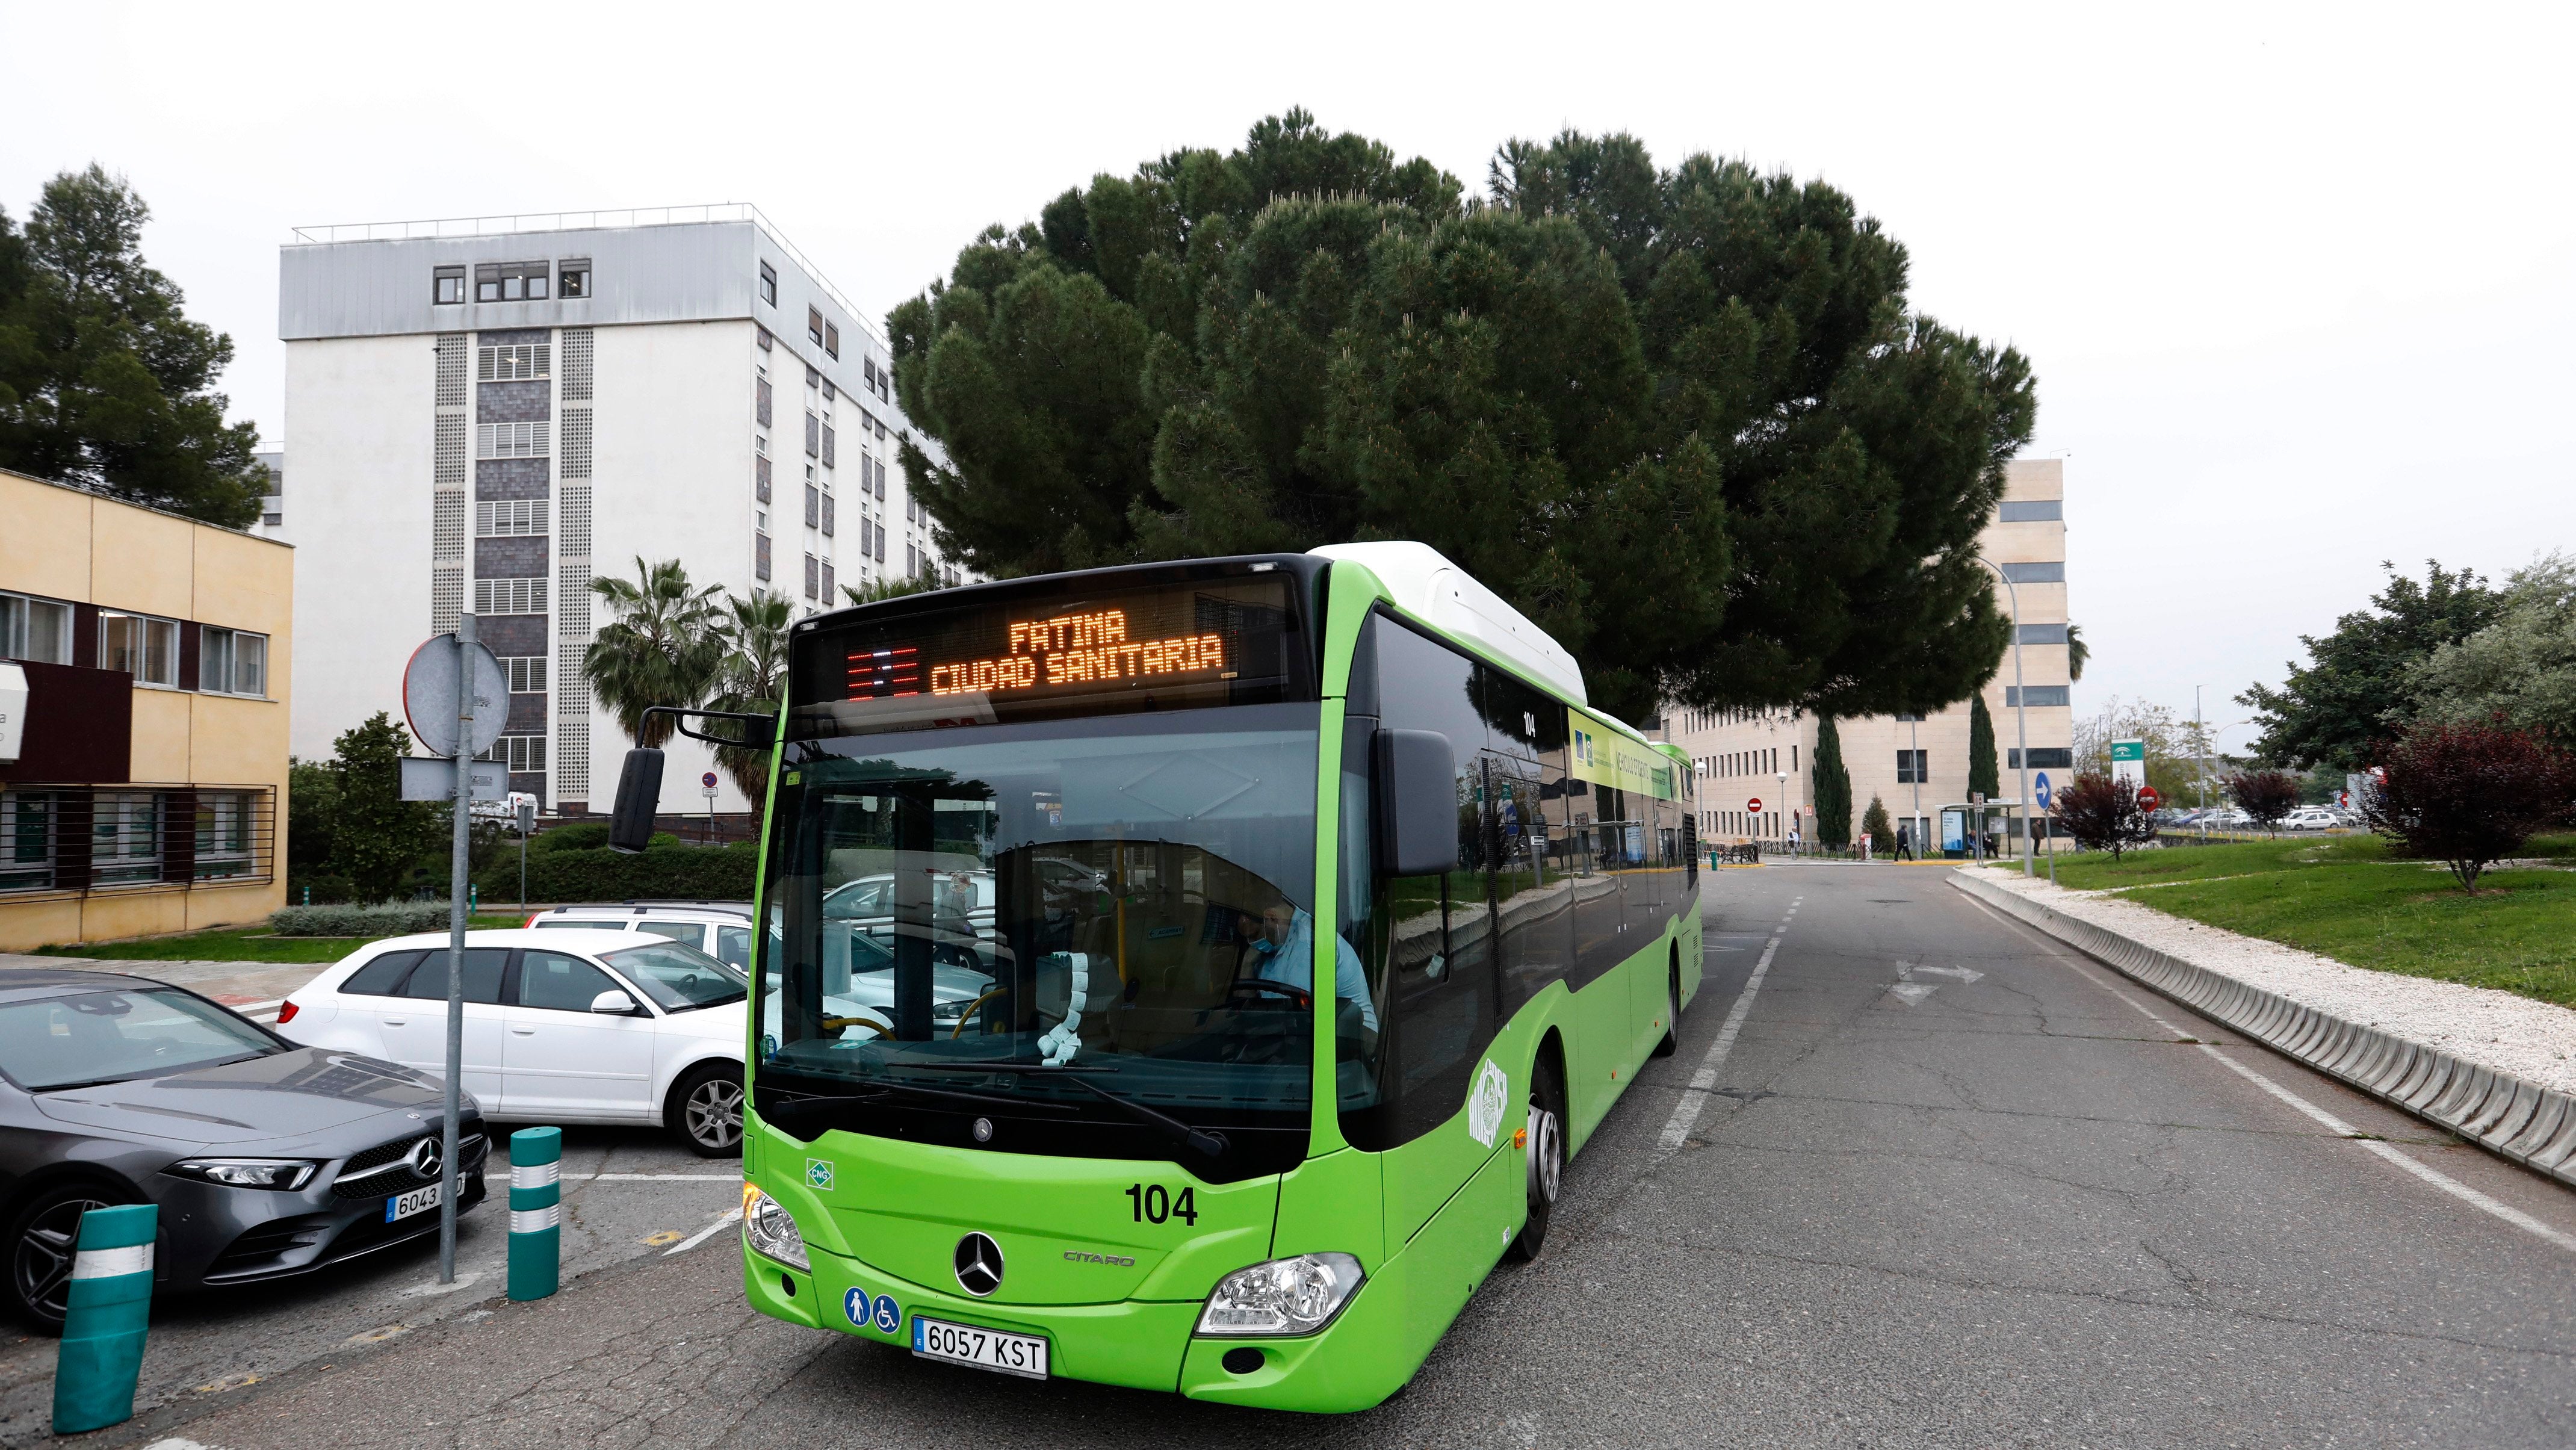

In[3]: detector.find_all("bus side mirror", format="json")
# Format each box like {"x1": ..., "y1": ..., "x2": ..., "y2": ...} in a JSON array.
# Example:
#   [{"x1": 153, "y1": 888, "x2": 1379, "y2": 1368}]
[
  {"x1": 608, "y1": 748, "x2": 664, "y2": 853},
  {"x1": 1375, "y1": 728, "x2": 1457, "y2": 876}
]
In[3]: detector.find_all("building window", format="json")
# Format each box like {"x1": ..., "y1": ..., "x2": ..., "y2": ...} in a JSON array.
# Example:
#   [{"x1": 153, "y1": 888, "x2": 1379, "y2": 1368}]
[
  {"x1": 821, "y1": 421, "x2": 836, "y2": 468},
  {"x1": 473, "y1": 577, "x2": 546, "y2": 615},
  {"x1": 804, "y1": 483, "x2": 820, "y2": 530},
  {"x1": 874, "y1": 522, "x2": 887, "y2": 563},
  {"x1": 434, "y1": 266, "x2": 466, "y2": 305},
  {"x1": 821, "y1": 493, "x2": 835, "y2": 538},
  {"x1": 824, "y1": 321, "x2": 840, "y2": 359},
  {"x1": 0, "y1": 592, "x2": 73, "y2": 665},
  {"x1": 475, "y1": 499, "x2": 545, "y2": 536},
  {"x1": 2009, "y1": 748, "x2": 2075, "y2": 770},
  {"x1": 558, "y1": 258, "x2": 591, "y2": 299},
  {"x1": 821, "y1": 560, "x2": 836, "y2": 602},
  {"x1": 803, "y1": 553, "x2": 819, "y2": 600},
  {"x1": 755, "y1": 453, "x2": 772, "y2": 504},
  {"x1": 756, "y1": 325, "x2": 773, "y2": 352},
  {"x1": 755, "y1": 376, "x2": 773, "y2": 428},
  {"x1": 475, "y1": 421, "x2": 550, "y2": 459},
  {"x1": 199, "y1": 628, "x2": 268, "y2": 697},
  {"x1": 503, "y1": 656, "x2": 547, "y2": 693},
  {"x1": 482, "y1": 736, "x2": 548, "y2": 773},
  {"x1": 2016, "y1": 623, "x2": 2070, "y2": 645},
  {"x1": 873, "y1": 456, "x2": 887, "y2": 500},
  {"x1": 755, "y1": 531, "x2": 772, "y2": 581},
  {"x1": 91, "y1": 792, "x2": 161, "y2": 884},
  {"x1": 805, "y1": 411, "x2": 820, "y2": 457},
  {"x1": 194, "y1": 792, "x2": 257, "y2": 880},
  {"x1": 807, "y1": 306, "x2": 825, "y2": 345},
  {"x1": 478, "y1": 343, "x2": 550, "y2": 380},
  {"x1": 475, "y1": 261, "x2": 551, "y2": 303},
  {"x1": 99, "y1": 613, "x2": 179, "y2": 687},
  {"x1": 1893, "y1": 712, "x2": 1924, "y2": 722},
  {"x1": 1896, "y1": 749, "x2": 1929, "y2": 784},
  {"x1": 0, "y1": 790, "x2": 53, "y2": 892},
  {"x1": 759, "y1": 262, "x2": 778, "y2": 306},
  {"x1": 1998, "y1": 561, "x2": 2066, "y2": 584},
  {"x1": 2003, "y1": 686, "x2": 2072, "y2": 708},
  {"x1": 1998, "y1": 500, "x2": 2063, "y2": 522}
]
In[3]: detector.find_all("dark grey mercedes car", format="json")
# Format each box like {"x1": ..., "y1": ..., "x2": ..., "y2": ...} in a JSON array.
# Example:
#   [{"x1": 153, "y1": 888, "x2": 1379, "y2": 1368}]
[{"x1": 0, "y1": 968, "x2": 489, "y2": 1329}]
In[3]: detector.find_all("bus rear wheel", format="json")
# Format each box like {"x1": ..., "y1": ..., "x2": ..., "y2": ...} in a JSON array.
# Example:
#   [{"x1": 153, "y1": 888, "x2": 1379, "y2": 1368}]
[{"x1": 1506, "y1": 1059, "x2": 1565, "y2": 1263}]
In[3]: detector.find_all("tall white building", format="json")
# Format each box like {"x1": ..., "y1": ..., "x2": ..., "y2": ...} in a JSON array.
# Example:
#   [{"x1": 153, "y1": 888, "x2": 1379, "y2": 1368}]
[{"x1": 275, "y1": 205, "x2": 963, "y2": 816}]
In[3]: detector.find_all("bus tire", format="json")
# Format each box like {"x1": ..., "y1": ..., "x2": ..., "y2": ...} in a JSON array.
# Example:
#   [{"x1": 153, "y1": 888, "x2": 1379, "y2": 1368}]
[
  {"x1": 1505, "y1": 1057, "x2": 1565, "y2": 1263},
  {"x1": 1652, "y1": 953, "x2": 1680, "y2": 1058}
]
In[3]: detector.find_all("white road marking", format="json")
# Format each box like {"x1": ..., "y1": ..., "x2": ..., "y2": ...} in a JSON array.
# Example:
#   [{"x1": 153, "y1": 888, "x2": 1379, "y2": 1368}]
[
  {"x1": 1886, "y1": 983, "x2": 1939, "y2": 1006},
  {"x1": 1961, "y1": 891, "x2": 2576, "y2": 1256},
  {"x1": 1658, "y1": 897, "x2": 1800, "y2": 1152},
  {"x1": 1909, "y1": 965, "x2": 1983, "y2": 983},
  {"x1": 665, "y1": 1208, "x2": 743, "y2": 1255}
]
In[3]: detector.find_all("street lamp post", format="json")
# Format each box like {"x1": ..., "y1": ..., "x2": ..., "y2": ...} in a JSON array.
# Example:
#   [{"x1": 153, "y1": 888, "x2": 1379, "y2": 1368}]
[{"x1": 1975, "y1": 556, "x2": 2034, "y2": 877}]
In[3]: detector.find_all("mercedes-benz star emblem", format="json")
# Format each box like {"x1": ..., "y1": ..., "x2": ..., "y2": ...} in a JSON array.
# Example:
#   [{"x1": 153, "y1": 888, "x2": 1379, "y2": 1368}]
[
  {"x1": 953, "y1": 1232, "x2": 1005, "y2": 1297},
  {"x1": 407, "y1": 1136, "x2": 444, "y2": 1180}
]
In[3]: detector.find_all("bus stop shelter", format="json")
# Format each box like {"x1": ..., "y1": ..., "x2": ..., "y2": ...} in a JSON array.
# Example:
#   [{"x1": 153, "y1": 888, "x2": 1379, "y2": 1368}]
[{"x1": 1933, "y1": 799, "x2": 2037, "y2": 861}]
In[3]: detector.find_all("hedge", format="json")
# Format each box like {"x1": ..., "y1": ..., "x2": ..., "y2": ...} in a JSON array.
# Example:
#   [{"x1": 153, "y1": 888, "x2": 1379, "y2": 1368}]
[
  {"x1": 477, "y1": 842, "x2": 758, "y2": 903},
  {"x1": 270, "y1": 901, "x2": 457, "y2": 937}
]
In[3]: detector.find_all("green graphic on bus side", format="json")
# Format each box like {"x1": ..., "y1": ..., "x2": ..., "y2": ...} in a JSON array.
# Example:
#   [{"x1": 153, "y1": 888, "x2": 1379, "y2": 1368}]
[{"x1": 1568, "y1": 709, "x2": 1677, "y2": 799}]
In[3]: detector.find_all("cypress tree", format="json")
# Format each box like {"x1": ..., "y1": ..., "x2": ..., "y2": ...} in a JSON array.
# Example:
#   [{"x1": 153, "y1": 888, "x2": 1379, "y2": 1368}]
[
  {"x1": 1813, "y1": 717, "x2": 1853, "y2": 847},
  {"x1": 1969, "y1": 693, "x2": 2002, "y2": 801}
]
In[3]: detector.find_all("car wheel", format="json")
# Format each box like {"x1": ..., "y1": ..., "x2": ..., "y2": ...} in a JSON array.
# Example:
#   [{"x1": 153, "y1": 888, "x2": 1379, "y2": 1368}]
[
  {"x1": 669, "y1": 1062, "x2": 745, "y2": 1157},
  {"x1": 1505, "y1": 1056, "x2": 1567, "y2": 1264},
  {"x1": 9, "y1": 1180, "x2": 137, "y2": 1334}
]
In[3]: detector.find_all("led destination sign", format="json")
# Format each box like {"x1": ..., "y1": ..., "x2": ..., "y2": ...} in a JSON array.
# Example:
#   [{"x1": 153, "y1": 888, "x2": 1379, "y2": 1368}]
[
  {"x1": 794, "y1": 570, "x2": 1307, "y2": 737},
  {"x1": 922, "y1": 609, "x2": 1230, "y2": 697}
]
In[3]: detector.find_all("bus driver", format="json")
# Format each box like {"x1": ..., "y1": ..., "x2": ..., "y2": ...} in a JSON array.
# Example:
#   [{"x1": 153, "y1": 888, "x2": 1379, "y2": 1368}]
[{"x1": 1245, "y1": 902, "x2": 1379, "y2": 1033}]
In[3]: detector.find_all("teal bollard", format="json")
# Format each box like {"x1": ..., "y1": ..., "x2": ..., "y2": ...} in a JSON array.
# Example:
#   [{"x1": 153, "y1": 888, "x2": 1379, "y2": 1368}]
[
  {"x1": 52, "y1": 1203, "x2": 158, "y2": 1435},
  {"x1": 509, "y1": 1126, "x2": 562, "y2": 1301}
]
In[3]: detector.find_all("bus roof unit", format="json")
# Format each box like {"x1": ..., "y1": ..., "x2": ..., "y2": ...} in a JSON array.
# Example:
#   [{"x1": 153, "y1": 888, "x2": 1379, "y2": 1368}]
[{"x1": 1309, "y1": 541, "x2": 1587, "y2": 705}]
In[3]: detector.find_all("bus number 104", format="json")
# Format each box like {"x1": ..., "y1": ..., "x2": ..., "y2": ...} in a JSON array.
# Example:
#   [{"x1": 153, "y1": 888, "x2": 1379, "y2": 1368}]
[{"x1": 1124, "y1": 1183, "x2": 1198, "y2": 1225}]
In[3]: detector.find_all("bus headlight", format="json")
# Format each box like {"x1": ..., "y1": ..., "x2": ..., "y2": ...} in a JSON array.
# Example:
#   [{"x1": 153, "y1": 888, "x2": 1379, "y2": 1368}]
[
  {"x1": 742, "y1": 1185, "x2": 810, "y2": 1271},
  {"x1": 1194, "y1": 1253, "x2": 1365, "y2": 1336}
]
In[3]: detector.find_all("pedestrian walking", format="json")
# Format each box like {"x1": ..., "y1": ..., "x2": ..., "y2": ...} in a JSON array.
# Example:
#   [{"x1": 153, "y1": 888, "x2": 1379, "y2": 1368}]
[{"x1": 1895, "y1": 822, "x2": 1913, "y2": 862}]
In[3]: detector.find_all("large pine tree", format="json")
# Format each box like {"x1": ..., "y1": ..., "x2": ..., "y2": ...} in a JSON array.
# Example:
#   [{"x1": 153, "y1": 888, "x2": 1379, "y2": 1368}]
[
  {"x1": 0, "y1": 166, "x2": 267, "y2": 526},
  {"x1": 890, "y1": 111, "x2": 2034, "y2": 724}
]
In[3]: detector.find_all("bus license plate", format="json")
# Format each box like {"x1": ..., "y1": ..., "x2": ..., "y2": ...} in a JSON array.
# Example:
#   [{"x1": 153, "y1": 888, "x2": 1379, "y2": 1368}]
[
  {"x1": 911, "y1": 1315, "x2": 1048, "y2": 1380},
  {"x1": 386, "y1": 1182, "x2": 441, "y2": 1223}
]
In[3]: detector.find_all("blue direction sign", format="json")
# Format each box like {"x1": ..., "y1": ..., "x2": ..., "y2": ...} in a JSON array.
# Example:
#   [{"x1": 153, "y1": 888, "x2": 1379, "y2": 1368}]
[{"x1": 2033, "y1": 772, "x2": 2053, "y2": 811}]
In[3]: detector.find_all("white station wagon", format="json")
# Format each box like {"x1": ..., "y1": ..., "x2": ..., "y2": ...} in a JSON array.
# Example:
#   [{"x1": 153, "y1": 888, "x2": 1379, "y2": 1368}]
[{"x1": 274, "y1": 929, "x2": 751, "y2": 1156}]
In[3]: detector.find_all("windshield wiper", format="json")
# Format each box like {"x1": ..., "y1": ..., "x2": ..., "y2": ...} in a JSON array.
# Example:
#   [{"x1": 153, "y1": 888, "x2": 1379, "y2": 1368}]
[
  {"x1": 764, "y1": 1079, "x2": 1077, "y2": 1118},
  {"x1": 909, "y1": 1064, "x2": 1225, "y2": 1157}
]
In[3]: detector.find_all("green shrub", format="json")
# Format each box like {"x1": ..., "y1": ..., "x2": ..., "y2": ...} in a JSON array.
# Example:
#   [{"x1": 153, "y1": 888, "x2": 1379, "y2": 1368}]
[
  {"x1": 270, "y1": 901, "x2": 457, "y2": 937},
  {"x1": 533, "y1": 822, "x2": 610, "y2": 854},
  {"x1": 477, "y1": 842, "x2": 758, "y2": 903}
]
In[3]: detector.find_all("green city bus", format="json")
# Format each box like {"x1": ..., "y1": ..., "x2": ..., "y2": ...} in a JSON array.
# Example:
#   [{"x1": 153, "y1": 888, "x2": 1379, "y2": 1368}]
[{"x1": 618, "y1": 543, "x2": 1702, "y2": 1411}]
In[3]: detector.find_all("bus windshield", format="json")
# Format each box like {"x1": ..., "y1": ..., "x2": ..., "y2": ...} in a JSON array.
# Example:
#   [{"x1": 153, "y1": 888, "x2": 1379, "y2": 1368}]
[{"x1": 755, "y1": 704, "x2": 1320, "y2": 1179}]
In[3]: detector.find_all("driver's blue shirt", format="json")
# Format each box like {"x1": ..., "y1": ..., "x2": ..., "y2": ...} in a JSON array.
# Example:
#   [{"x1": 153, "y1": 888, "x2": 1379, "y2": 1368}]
[{"x1": 1248, "y1": 909, "x2": 1379, "y2": 1032}]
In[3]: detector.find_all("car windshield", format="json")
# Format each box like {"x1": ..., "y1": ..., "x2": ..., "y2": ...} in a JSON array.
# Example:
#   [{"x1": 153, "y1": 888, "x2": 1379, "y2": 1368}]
[
  {"x1": 603, "y1": 941, "x2": 748, "y2": 1011},
  {"x1": 0, "y1": 988, "x2": 279, "y2": 1090},
  {"x1": 757, "y1": 704, "x2": 1319, "y2": 1176}
]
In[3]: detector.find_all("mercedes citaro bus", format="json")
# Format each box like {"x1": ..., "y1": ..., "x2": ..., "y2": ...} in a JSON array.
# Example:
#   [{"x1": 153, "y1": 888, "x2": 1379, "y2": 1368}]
[{"x1": 607, "y1": 542, "x2": 1703, "y2": 1411}]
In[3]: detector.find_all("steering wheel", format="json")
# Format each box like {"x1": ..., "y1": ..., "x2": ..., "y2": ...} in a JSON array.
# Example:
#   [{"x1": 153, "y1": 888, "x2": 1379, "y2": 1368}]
[{"x1": 1227, "y1": 979, "x2": 1312, "y2": 1009}]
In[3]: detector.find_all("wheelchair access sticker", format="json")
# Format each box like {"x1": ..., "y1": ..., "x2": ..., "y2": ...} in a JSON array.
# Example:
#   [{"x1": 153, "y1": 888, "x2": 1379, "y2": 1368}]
[{"x1": 846, "y1": 1287, "x2": 900, "y2": 1335}]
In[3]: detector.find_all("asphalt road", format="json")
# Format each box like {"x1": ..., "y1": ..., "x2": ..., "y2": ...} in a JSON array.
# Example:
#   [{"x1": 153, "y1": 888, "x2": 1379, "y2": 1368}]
[{"x1": 52, "y1": 864, "x2": 2576, "y2": 1448}]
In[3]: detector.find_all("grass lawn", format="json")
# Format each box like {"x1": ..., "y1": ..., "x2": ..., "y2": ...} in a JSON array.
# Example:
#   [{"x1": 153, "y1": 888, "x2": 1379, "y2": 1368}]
[
  {"x1": 35, "y1": 915, "x2": 531, "y2": 964},
  {"x1": 2047, "y1": 832, "x2": 2576, "y2": 1008}
]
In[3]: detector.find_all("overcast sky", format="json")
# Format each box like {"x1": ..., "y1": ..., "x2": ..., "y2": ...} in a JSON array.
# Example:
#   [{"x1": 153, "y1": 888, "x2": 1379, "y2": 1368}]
[{"x1": 5, "y1": 1, "x2": 2569, "y2": 736}]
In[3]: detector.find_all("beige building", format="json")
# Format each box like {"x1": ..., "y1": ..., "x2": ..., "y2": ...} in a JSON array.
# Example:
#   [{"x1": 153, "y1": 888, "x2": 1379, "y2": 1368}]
[
  {"x1": 0, "y1": 468, "x2": 293, "y2": 949},
  {"x1": 1658, "y1": 459, "x2": 2072, "y2": 856}
]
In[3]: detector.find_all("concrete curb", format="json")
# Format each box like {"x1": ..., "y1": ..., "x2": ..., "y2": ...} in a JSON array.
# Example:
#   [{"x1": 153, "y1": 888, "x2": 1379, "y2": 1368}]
[{"x1": 1948, "y1": 870, "x2": 2576, "y2": 1190}]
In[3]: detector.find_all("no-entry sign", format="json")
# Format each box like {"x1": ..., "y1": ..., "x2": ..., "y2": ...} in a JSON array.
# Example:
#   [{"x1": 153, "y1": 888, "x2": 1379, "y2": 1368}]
[
  {"x1": 2137, "y1": 785, "x2": 2162, "y2": 811},
  {"x1": 1746, "y1": 797, "x2": 1764, "y2": 815}
]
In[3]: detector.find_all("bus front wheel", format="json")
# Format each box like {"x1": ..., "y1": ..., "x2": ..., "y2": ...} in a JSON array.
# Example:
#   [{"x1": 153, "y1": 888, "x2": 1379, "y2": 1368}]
[{"x1": 1506, "y1": 1058, "x2": 1565, "y2": 1263}]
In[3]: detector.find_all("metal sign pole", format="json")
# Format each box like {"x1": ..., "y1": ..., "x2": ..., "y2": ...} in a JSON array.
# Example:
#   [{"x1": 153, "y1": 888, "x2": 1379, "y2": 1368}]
[{"x1": 438, "y1": 613, "x2": 474, "y2": 1284}]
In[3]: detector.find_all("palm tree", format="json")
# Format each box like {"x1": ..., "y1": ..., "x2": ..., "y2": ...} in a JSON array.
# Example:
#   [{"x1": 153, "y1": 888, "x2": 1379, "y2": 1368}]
[
  {"x1": 2066, "y1": 622, "x2": 2089, "y2": 683},
  {"x1": 585, "y1": 558, "x2": 725, "y2": 750},
  {"x1": 708, "y1": 589, "x2": 793, "y2": 830},
  {"x1": 841, "y1": 575, "x2": 940, "y2": 607}
]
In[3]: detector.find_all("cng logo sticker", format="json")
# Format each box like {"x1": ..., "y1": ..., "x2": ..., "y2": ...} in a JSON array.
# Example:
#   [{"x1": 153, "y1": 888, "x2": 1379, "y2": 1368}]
[
  {"x1": 805, "y1": 1158, "x2": 834, "y2": 1190},
  {"x1": 1466, "y1": 1061, "x2": 1509, "y2": 1147}
]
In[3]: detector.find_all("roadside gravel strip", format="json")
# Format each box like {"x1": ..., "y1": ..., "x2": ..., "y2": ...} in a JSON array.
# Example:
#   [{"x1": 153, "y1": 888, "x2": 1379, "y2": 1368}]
[{"x1": 1954, "y1": 866, "x2": 2576, "y2": 1189}]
